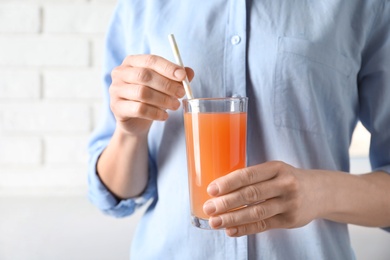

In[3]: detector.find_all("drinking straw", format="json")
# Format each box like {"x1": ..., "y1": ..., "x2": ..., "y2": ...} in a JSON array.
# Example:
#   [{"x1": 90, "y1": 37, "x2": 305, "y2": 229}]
[{"x1": 168, "y1": 34, "x2": 194, "y2": 99}]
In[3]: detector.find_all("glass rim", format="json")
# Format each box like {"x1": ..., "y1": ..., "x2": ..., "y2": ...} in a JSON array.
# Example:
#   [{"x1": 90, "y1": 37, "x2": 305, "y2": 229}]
[{"x1": 182, "y1": 97, "x2": 248, "y2": 102}]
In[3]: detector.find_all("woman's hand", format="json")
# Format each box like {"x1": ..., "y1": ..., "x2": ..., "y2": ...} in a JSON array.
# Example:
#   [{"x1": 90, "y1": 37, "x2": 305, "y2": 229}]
[
  {"x1": 96, "y1": 54, "x2": 194, "y2": 198},
  {"x1": 109, "y1": 54, "x2": 194, "y2": 136},
  {"x1": 203, "y1": 161, "x2": 325, "y2": 237}
]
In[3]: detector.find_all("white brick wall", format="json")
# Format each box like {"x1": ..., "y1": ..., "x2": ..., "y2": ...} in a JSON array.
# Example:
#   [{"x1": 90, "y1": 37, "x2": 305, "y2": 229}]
[
  {"x1": 0, "y1": 36, "x2": 90, "y2": 67},
  {"x1": 44, "y1": 69, "x2": 103, "y2": 99},
  {"x1": 0, "y1": 137, "x2": 42, "y2": 165},
  {"x1": 0, "y1": 0, "x2": 116, "y2": 195},
  {"x1": 0, "y1": 4, "x2": 41, "y2": 33},
  {"x1": 44, "y1": 4, "x2": 113, "y2": 33},
  {"x1": 0, "y1": 70, "x2": 41, "y2": 99},
  {"x1": 0, "y1": 0, "x2": 371, "y2": 195}
]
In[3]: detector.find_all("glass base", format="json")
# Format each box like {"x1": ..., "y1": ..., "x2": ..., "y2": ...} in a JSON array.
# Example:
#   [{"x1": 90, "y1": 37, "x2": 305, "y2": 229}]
[{"x1": 191, "y1": 215, "x2": 212, "y2": 229}]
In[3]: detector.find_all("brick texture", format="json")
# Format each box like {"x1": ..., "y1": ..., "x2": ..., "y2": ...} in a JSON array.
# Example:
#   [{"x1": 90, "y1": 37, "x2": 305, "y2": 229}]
[
  {"x1": 0, "y1": 137, "x2": 42, "y2": 165},
  {"x1": 0, "y1": 36, "x2": 90, "y2": 67},
  {"x1": 0, "y1": 1, "x2": 114, "y2": 194},
  {"x1": 44, "y1": 135, "x2": 89, "y2": 165},
  {"x1": 44, "y1": 4, "x2": 113, "y2": 34},
  {"x1": 43, "y1": 69, "x2": 103, "y2": 99},
  {"x1": 0, "y1": 4, "x2": 41, "y2": 33},
  {"x1": 0, "y1": 70, "x2": 41, "y2": 99},
  {"x1": 0, "y1": 103, "x2": 91, "y2": 133}
]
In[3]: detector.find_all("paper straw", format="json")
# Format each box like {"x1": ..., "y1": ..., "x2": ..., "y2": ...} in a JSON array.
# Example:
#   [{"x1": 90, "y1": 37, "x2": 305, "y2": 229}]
[{"x1": 168, "y1": 34, "x2": 194, "y2": 99}]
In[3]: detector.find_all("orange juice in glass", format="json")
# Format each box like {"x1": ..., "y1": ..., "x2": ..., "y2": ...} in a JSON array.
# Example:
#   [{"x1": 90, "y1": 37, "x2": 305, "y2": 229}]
[{"x1": 183, "y1": 97, "x2": 248, "y2": 229}]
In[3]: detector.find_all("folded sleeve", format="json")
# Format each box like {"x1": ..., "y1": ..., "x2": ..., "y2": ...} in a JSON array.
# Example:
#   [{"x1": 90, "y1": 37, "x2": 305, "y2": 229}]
[
  {"x1": 87, "y1": 140, "x2": 157, "y2": 218},
  {"x1": 358, "y1": 0, "x2": 390, "y2": 175},
  {"x1": 87, "y1": 0, "x2": 157, "y2": 218},
  {"x1": 358, "y1": 1, "x2": 390, "y2": 231}
]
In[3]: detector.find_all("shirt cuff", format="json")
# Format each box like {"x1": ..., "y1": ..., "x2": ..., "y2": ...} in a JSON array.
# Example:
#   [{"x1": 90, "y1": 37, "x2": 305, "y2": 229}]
[
  {"x1": 374, "y1": 165, "x2": 390, "y2": 175},
  {"x1": 87, "y1": 143, "x2": 156, "y2": 218}
]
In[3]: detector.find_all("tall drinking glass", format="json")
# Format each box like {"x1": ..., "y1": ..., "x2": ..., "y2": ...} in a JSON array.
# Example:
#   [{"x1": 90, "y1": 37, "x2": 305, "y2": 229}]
[{"x1": 182, "y1": 97, "x2": 248, "y2": 229}]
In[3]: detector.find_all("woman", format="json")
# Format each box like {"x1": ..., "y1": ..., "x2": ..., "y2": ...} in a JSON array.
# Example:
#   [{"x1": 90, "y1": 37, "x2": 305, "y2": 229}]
[{"x1": 88, "y1": 1, "x2": 390, "y2": 259}]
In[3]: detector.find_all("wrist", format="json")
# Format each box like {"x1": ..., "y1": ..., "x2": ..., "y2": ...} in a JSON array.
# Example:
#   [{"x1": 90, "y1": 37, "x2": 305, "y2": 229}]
[
  {"x1": 115, "y1": 121, "x2": 150, "y2": 140},
  {"x1": 303, "y1": 169, "x2": 344, "y2": 221}
]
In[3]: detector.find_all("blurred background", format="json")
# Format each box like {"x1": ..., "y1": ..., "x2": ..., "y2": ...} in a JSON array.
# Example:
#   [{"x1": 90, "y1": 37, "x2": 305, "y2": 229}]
[{"x1": 0, "y1": 0, "x2": 389, "y2": 259}]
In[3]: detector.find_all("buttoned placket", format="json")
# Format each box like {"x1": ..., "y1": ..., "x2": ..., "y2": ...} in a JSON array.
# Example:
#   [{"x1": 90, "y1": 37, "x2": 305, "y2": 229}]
[
  {"x1": 223, "y1": 0, "x2": 248, "y2": 100},
  {"x1": 223, "y1": 1, "x2": 249, "y2": 259}
]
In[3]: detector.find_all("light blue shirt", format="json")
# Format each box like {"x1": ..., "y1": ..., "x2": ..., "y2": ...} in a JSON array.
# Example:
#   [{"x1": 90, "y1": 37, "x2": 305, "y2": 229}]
[{"x1": 88, "y1": 0, "x2": 390, "y2": 259}]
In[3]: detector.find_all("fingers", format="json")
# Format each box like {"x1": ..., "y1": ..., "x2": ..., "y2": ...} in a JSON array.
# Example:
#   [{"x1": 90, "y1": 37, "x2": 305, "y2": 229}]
[
  {"x1": 207, "y1": 197, "x2": 301, "y2": 237},
  {"x1": 111, "y1": 54, "x2": 195, "y2": 107},
  {"x1": 223, "y1": 208, "x2": 304, "y2": 237},
  {"x1": 112, "y1": 83, "x2": 181, "y2": 111},
  {"x1": 110, "y1": 84, "x2": 180, "y2": 121},
  {"x1": 111, "y1": 65, "x2": 186, "y2": 99},
  {"x1": 109, "y1": 54, "x2": 196, "y2": 124},
  {"x1": 225, "y1": 214, "x2": 287, "y2": 237},
  {"x1": 204, "y1": 180, "x2": 281, "y2": 216},
  {"x1": 208, "y1": 198, "x2": 284, "y2": 230},
  {"x1": 207, "y1": 161, "x2": 288, "y2": 197},
  {"x1": 110, "y1": 99, "x2": 168, "y2": 122},
  {"x1": 122, "y1": 54, "x2": 187, "y2": 81},
  {"x1": 109, "y1": 54, "x2": 196, "y2": 133},
  {"x1": 203, "y1": 162, "x2": 313, "y2": 237}
]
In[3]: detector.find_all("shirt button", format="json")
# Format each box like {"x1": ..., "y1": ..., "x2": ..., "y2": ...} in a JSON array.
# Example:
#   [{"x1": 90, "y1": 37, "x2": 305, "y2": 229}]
[{"x1": 231, "y1": 35, "x2": 241, "y2": 45}]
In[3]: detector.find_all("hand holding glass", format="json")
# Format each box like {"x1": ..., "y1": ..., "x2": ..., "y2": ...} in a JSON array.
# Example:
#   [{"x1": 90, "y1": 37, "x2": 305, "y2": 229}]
[{"x1": 183, "y1": 97, "x2": 248, "y2": 229}]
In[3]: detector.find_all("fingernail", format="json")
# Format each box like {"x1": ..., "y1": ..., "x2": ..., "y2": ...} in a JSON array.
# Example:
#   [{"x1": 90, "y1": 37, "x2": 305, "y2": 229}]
[
  {"x1": 174, "y1": 69, "x2": 186, "y2": 79},
  {"x1": 207, "y1": 183, "x2": 219, "y2": 196},
  {"x1": 210, "y1": 216, "x2": 222, "y2": 228},
  {"x1": 203, "y1": 201, "x2": 216, "y2": 215},
  {"x1": 227, "y1": 227, "x2": 238, "y2": 236}
]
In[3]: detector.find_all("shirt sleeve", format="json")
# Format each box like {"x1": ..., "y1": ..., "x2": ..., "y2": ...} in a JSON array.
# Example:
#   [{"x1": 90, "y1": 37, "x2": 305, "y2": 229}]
[
  {"x1": 358, "y1": 0, "x2": 390, "y2": 175},
  {"x1": 87, "y1": 0, "x2": 157, "y2": 218},
  {"x1": 358, "y1": 1, "x2": 390, "y2": 232}
]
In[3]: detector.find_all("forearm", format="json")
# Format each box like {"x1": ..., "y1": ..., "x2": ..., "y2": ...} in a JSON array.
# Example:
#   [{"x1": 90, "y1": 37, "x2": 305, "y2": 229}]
[
  {"x1": 318, "y1": 170, "x2": 390, "y2": 227},
  {"x1": 97, "y1": 127, "x2": 149, "y2": 199}
]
